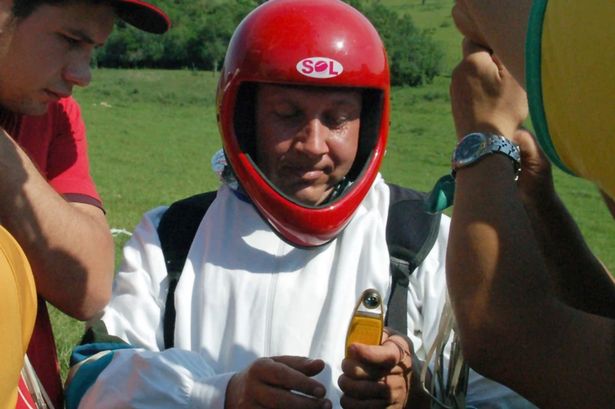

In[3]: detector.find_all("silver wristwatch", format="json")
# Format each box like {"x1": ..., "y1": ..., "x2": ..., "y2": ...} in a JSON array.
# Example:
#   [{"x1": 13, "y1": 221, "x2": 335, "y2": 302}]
[{"x1": 452, "y1": 132, "x2": 521, "y2": 177}]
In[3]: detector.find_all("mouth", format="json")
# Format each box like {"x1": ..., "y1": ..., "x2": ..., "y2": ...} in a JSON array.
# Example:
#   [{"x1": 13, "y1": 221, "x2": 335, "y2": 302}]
[
  {"x1": 285, "y1": 165, "x2": 329, "y2": 182},
  {"x1": 45, "y1": 89, "x2": 71, "y2": 100}
]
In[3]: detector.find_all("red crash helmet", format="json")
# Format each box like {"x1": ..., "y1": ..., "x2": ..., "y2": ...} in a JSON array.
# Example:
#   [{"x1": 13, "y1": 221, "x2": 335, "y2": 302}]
[{"x1": 217, "y1": 0, "x2": 390, "y2": 247}]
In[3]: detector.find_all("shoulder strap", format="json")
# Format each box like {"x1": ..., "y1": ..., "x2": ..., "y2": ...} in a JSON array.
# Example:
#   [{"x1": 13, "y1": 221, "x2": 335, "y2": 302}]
[
  {"x1": 157, "y1": 191, "x2": 217, "y2": 349},
  {"x1": 157, "y1": 185, "x2": 441, "y2": 347},
  {"x1": 384, "y1": 183, "x2": 442, "y2": 334}
]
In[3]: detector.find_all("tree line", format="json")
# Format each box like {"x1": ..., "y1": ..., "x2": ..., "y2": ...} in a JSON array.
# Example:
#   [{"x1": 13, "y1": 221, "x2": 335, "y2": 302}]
[{"x1": 95, "y1": 0, "x2": 443, "y2": 86}]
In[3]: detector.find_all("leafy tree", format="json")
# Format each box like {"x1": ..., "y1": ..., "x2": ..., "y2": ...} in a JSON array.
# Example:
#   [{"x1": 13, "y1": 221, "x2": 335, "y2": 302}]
[
  {"x1": 353, "y1": 0, "x2": 443, "y2": 86},
  {"x1": 94, "y1": 0, "x2": 442, "y2": 87}
]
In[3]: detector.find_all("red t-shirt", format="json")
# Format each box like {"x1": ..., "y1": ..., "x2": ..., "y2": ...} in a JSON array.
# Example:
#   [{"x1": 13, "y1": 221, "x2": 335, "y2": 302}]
[
  {"x1": 1, "y1": 96, "x2": 102, "y2": 208},
  {"x1": 1, "y1": 97, "x2": 102, "y2": 409}
]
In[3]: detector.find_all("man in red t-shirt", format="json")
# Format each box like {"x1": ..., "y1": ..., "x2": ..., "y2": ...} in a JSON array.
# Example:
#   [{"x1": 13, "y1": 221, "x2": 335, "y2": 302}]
[{"x1": 0, "y1": 1, "x2": 170, "y2": 407}]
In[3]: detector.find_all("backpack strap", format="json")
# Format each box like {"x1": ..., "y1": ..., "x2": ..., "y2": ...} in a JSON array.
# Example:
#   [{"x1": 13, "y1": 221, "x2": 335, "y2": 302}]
[
  {"x1": 157, "y1": 191, "x2": 217, "y2": 349},
  {"x1": 157, "y1": 185, "x2": 441, "y2": 347},
  {"x1": 384, "y1": 183, "x2": 442, "y2": 334}
]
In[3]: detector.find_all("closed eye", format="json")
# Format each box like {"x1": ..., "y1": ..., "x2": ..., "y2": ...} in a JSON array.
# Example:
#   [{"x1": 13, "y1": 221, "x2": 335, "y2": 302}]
[
  {"x1": 274, "y1": 108, "x2": 302, "y2": 121},
  {"x1": 323, "y1": 113, "x2": 352, "y2": 129},
  {"x1": 60, "y1": 33, "x2": 81, "y2": 48}
]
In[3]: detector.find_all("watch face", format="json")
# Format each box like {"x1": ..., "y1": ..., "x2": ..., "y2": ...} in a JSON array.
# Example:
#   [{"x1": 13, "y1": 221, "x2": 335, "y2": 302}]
[{"x1": 454, "y1": 133, "x2": 487, "y2": 167}]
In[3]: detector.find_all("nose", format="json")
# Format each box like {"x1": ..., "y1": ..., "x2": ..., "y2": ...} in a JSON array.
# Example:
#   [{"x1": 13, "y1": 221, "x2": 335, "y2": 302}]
[
  {"x1": 297, "y1": 118, "x2": 329, "y2": 156},
  {"x1": 63, "y1": 55, "x2": 92, "y2": 88}
]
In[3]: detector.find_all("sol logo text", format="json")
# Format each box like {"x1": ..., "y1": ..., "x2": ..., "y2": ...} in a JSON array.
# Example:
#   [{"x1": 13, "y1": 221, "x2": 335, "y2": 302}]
[{"x1": 296, "y1": 57, "x2": 344, "y2": 79}]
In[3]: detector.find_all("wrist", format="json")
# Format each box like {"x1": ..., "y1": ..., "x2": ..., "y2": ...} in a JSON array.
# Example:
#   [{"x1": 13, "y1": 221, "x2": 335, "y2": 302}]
[{"x1": 452, "y1": 132, "x2": 521, "y2": 177}]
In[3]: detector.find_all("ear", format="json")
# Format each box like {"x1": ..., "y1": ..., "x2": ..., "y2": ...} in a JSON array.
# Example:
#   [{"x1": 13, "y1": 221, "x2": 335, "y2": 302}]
[{"x1": 0, "y1": 1, "x2": 13, "y2": 27}]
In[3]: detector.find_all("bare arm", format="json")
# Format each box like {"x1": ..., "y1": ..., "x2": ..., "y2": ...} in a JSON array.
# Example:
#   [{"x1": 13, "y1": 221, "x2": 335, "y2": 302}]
[
  {"x1": 447, "y1": 40, "x2": 615, "y2": 407},
  {"x1": 452, "y1": 0, "x2": 531, "y2": 85},
  {"x1": 0, "y1": 129, "x2": 113, "y2": 320},
  {"x1": 448, "y1": 156, "x2": 615, "y2": 408},
  {"x1": 451, "y1": 37, "x2": 615, "y2": 316},
  {"x1": 516, "y1": 149, "x2": 615, "y2": 316},
  {"x1": 452, "y1": 1, "x2": 615, "y2": 314}
]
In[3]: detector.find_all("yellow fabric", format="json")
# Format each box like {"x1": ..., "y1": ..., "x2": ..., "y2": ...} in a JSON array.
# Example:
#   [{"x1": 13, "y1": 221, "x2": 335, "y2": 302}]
[
  {"x1": 540, "y1": 1, "x2": 615, "y2": 199},
  {"x1": 0, "y1": 226, "x2": 37, "y2": 409}
]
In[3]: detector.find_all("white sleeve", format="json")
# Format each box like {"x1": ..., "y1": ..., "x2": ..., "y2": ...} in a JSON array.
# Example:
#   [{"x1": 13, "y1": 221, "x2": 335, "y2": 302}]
[
  {"x1": 78, "y1": 207, "x2": 234, "y2": 409},
  {"x1": 79, "y1": 348, "x2": 233, "y2": 409},
  {"x1": 407, "y1": 215, "x2": 537, "y2": 408}
]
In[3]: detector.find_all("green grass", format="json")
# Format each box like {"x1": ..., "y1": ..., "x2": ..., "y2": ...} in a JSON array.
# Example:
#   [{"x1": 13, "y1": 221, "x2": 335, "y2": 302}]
[
  {"x1": 383, "y1": 0, "x2": 462, "y2": 72},
  {"x1": 50, "y1": 0, "x2": 614, "y2": 379}
]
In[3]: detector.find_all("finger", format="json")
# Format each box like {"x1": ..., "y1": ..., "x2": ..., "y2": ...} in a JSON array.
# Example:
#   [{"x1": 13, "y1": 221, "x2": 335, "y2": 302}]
[
  {"x1": 513, "y1": 128, "x2": 552, "y2": 187},
  {"x1": 338, "y1": 375, "x2": 390, "y2": 400},
  {"x1": 350, "y1": 336, "x2": 412, "y2": 371},
  {"x1": 342, "y1": 350, "x2": 407, "y2": 381},
  {"x1": 461, "y1": 37, "x2": 492, "y2": 58},
  {"x1": 341, "y1": 355, "x2": 383, "y2": 380},
  {"x1": 252, "y1": 357, "x2": 326, "y2": 399},
  {"x1": 452, "y1": 3, "x2": 490, "y2": 49},
  {"x1": 513, "y1": 128, "x2": 540, "y2": 157},
  {"x1": 347, "y1": 343, "x2": 395, "y2": 369},
  {"x1": 271, "y1": 356, "x2": 326, "y2": 377},
  {"x1": 382, "y1": 330, "x2": 414, "y2": 352},
  {"x1": 253, "y1": 382, "x2": 331, "y2": 409}
]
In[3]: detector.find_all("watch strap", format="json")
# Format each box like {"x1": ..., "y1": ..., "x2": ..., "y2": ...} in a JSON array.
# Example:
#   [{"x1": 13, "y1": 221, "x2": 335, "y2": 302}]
[{"x1": 452, "y1": 132, "x2": 521, "y2": 177}]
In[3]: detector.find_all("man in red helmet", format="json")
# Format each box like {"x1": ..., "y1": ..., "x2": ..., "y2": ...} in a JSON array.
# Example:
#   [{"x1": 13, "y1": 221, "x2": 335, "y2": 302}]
[
  {"x1": 0, "y1": 0, "x2": 170, "y2": 407},
  {"x1": 65, "y1": 1, "x2": 535, "y2": 408}
]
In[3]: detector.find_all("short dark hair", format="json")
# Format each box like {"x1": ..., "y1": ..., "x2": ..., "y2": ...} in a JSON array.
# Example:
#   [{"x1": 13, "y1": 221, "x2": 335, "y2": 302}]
[{"x1": 12, "y1": 0, "x2": 111, "y2": 19}]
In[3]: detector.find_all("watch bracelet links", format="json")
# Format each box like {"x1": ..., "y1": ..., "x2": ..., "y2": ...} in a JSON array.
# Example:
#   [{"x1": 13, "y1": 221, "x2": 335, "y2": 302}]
[
  {"x1": 451, "y1": 133, "x2": 521, "y2": 178},
  {"x1": 423, "y1": 133, "x2": 521, "y2": 213}
]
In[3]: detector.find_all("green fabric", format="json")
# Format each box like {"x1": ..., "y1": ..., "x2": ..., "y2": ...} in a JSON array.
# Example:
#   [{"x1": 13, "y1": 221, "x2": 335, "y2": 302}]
[{"x1": 424, "y1": 174, "x2": 455, "y2": 213}]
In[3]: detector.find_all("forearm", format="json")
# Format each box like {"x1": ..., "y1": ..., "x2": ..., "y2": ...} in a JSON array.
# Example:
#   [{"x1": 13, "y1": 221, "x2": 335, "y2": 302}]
[
  {"x1": 446, "y1": 155, "x2": 554, "y2": 368},
  {"x1": 522, "y1": 185, "x2": 615, "y2": 316},
  {"x1": 446, "y1": 156, "x2": 615, "y2": 407},
  {"x1": 454, "y1": 0, "x2": 530, "y2": 86},
  {"x1": 0, "y1": 133, "x2": 113, "y2": 319}
]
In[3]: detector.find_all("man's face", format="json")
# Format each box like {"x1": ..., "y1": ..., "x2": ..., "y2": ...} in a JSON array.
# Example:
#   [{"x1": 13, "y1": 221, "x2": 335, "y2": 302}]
[
  {"x1": 255, "y1": 84, "x2": 362, "y2": 206},
  {"x1": 0, "y1": 1, "x2": 115, "y2": 115}
]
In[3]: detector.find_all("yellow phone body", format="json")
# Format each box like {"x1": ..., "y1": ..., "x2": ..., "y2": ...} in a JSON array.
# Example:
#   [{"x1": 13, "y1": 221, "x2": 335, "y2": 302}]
[{"x1": 345, "y1": 289, "x2": 384, "y2": 357}]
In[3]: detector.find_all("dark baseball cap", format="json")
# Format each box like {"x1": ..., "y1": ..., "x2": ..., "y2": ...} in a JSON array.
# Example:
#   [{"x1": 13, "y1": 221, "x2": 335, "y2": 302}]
[{"x1": 113, "y1": 0, "x2": 171, "y2": 34}]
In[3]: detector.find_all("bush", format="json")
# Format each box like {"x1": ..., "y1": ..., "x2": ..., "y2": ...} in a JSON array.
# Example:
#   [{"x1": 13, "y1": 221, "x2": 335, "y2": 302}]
[
  {"x1": 96, "y1": 0, "x2": 259, "y2": 69},
  {"x1": 352, "y1": 1, "x2": 443, "y2": 86},
  {"x1": 95, "y1": 0, "x2": 443, "y2": 86}
]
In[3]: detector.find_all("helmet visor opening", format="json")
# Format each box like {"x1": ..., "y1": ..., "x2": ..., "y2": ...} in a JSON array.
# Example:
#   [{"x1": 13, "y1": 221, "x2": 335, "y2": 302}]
[{"x1": 232, "y1": 82, "x2": 384, "y2": 209}]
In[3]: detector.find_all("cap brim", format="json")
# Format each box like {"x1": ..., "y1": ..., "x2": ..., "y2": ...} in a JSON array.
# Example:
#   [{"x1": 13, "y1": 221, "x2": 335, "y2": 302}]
[{"x1": 114, "y1": 0, "x2": 171, "y2": 34}]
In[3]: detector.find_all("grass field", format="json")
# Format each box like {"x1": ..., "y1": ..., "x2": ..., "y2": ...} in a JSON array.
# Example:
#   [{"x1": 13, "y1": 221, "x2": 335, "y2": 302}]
[{"x1": 50, "y1": 0, "x2": 615, "y2": 377}]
